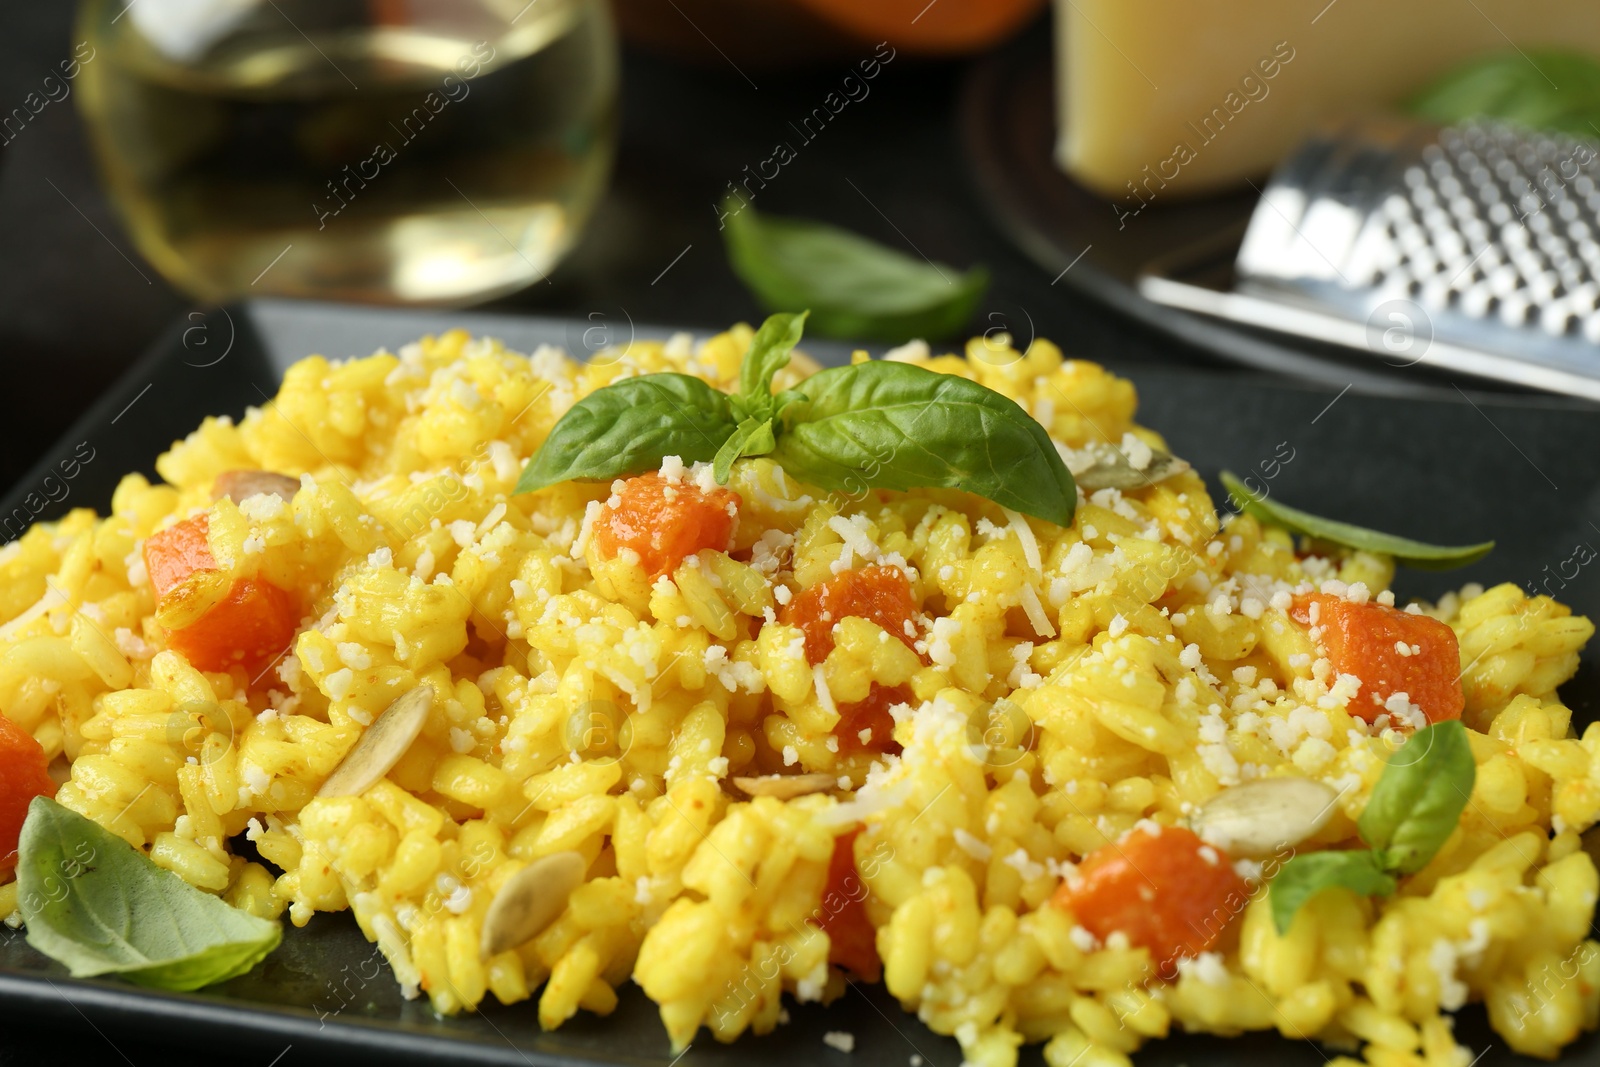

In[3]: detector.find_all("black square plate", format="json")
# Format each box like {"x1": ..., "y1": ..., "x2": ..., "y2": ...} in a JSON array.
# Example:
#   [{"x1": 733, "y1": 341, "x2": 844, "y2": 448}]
[{"x1": 2, "y1": 300, "x2": 1598, "y2": 1067}]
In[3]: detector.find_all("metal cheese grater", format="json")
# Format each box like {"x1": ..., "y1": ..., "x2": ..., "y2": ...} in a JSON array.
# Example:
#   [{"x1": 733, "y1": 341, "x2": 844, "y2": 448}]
[{"x1": 1139, "y1": 117, "x2": 1600, "y2": 400}]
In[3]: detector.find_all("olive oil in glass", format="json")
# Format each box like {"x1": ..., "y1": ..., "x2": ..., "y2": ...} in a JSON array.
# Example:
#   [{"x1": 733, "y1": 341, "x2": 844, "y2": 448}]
[{"x1": 76, "y1": 0, "x2": 618, "y2": 305}]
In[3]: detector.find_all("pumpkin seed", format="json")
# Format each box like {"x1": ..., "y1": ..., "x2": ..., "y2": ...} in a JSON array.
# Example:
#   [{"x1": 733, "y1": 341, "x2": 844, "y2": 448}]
[
  {"x1": 317, "y1": 686, "x2": 434, "y2": 798},
  {"x1": 1191, "y1": 777, "x2": 1340, "y2": 858},
  {"x1": 480, "y1": 851, "x2": 587, "y2": 959},
  {"x1": 1072, "y1": 444, "x2": 1189, "y2": 492},
  {"x1": 731, "y1": 773, "x2": 838, "y2": 800},
  {"x1": 212, "y1": 470, "x2": 301, "y2": 504}
]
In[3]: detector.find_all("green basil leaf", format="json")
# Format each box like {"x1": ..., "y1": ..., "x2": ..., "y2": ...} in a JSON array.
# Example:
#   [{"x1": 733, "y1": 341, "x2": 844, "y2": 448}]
[
  {"x1": 1410, "y1": 50, "x2": 1600, "y2": 138},
  {"x1": 1220, "y1": 471, "x2": 1494, "y2": 570},
  {"x1": 770, "y1": 360, "x2": 1077, "y2": 526},
  {"x1": 1269, "y1": 850, "x2": 1396, "y2": 935},
  {"x1": 517, "y1": 374, "x2": 739, "y2": 493},
  {"x1": 738, "y1": 311, "x2": 807, "y2": 416},
  {"x1": 1357, "y1": 720, "x2": 1477, "y2": 875},
  {"x1": 713, "y1": 417, "x2": 776, "y2": 485},
  {"x1": 17, "y1": 797, "x2": 281, "y2": 990},
  {"x1": 722, "y1": 198, "x2": 988, "y2": 344}
]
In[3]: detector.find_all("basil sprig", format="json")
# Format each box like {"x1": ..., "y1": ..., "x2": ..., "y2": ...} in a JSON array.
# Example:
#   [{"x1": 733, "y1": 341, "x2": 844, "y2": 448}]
[
  {"x1": 517, "y1": 312, "x2": 1078, "y2": 526},
  {"x1": 1410, "y1": 50, "x2": 1600, "y2": 138},
  {"x1": 1220, "y1": 471, "x2": 1493, "y2": 570},
  {"x1": 17, "y1": 797, "x2": 282, "y2": 990},
  {"x1": 714, "y1": 311, "x2": 809, "y2": 483},
  {"x1": 1270, "y1": 721, "x2": 1475, "y2": 933},
  {"x1": 722, "y1": 198, "x2": 988, "y2": 343},
  {"x1": 736, "y1": 309, "x2": 807, "y2": 413}
]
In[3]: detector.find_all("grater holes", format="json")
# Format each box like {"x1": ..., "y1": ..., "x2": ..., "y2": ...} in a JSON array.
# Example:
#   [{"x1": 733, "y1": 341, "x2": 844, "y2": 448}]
[
  {"x1": 1420, "y1": 277, "x2": 1453, "y2": 309},
  {"x1": 1539, "y1": 300, "x2": 1577, "y2": 337},
  {"x1": 1460, "y1": 217, "x2": 1492, "y2": 247},
  {"x1": 1535, "y1": 228, "x2": 1567, "y2": 256},
  {"x1": 1449, "y1": 192, "x2": 1484, "y2": 223},
  {"x1": 1433, "y1": 228, "x2": 1468, "y2": 264},
  {"x1": 1583, "y1": 312, "x2": 1600, "y2": 344},
  {"x1": 1487, "y1": 264, "x2": 1520, "y2": 297},
  {"x1": 1396, "y1": 222, "x2": 1432, "y2": 255},
  {"x1": 1411, "y1": 249, "x2": 1444, "y2": 281},
  {"x1": 1500, "y1": 291, "x2": 1533, "y2": 326},
  {"x1": 1527, "y1": 271, "x2": 1560, "y2": 305},
  {"x1": 1569, "y1": 281, "x2": 1600, "y2": 314},
  {"x1": 1421, "y1": 204, "x2": 1454, "y2": 234},
  {"x1": 1460, "y1": 281, "x2": 1495, "y2": 318}
]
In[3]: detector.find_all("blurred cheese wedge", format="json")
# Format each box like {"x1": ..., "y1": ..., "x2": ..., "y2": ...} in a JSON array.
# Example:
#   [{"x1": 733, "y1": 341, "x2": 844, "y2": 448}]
[{"x1": 1054, "y1": 0, "x2": 1600, "y2": 202}]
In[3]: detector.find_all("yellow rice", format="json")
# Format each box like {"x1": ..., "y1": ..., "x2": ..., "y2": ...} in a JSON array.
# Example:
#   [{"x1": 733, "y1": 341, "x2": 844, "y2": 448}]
[{"x1": 0, "y1": 324, "x2": 1596, "y2": 1067}]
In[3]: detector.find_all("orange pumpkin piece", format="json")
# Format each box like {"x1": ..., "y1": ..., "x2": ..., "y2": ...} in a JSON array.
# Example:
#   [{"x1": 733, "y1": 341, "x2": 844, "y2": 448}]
[
  {"x1": 1290, "y1": 593, "x2": 1464, "y2": 725},
  {"x1": 144, "y1": 514, "x2": 218, "y2": 599},
  {"x1": 789, "y1": 0, "x2": 1044, "y2": 54},
  {"x1": 167, "y1": 578, "x2": 299, "y2": 673},
  {"x1": 781, "y1": 564, "x2": 920, "y2": 665},
  {"x1": 592, "y1": 472, "x2": 740, "y2": 578},
  {"x1": 144, "y1": 514, "x2": 299, "y2": 673},
  {"x1": 836, "y1": 683, "x2": 910, "y2": 756},
  {"x1": 817, "y1": 828, "x2": 881, "y2": 982},
  {"x1": 1053, "y1": 824, "x2": 1248, "y2": 977},
  {"x1": 0, "y1": 714, "x2": 57, "y2": 877}
]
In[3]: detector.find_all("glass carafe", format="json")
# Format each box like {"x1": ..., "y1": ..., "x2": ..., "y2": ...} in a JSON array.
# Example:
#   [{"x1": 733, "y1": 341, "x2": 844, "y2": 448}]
[{"x1": 76, "y1": 0, "x2": 618, "y2": 305}]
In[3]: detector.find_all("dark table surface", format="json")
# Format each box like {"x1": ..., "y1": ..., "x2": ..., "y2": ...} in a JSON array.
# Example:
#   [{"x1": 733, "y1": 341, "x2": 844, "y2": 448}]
[{"x1": 0, "y1": 3, "x2": 1281, "y2": 1065}]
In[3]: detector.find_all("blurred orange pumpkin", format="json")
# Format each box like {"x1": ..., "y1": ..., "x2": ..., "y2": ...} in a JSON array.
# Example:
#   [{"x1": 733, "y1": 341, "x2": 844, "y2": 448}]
[{"x1": 613, "y1": 0, "x2": 1045, "y2": 67}]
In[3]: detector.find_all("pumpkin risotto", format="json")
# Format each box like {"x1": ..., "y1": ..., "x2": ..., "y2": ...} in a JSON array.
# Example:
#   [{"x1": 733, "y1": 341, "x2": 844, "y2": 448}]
[{"x1": 0, "y1": 323, "x2": 1596, "y2": 1067}]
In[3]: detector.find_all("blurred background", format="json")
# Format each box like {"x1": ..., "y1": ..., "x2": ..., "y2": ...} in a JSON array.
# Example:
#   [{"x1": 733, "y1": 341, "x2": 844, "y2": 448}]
[{"x1": 4, "y1": 0, "x2": 1600, "y2": 490}]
